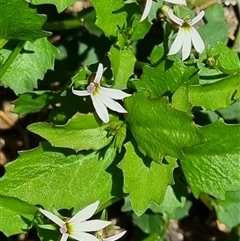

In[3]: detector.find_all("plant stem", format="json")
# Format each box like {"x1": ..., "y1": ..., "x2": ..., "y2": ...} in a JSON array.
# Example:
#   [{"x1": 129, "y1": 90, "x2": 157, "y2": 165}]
[
  {"x1": 43, "y1": 19, "x2": 84, "y2": 31},
  {"x1": 98, "y1": 197, "x2": 120, "y2": 213},
  {"x1": 0, "y1": 40, "x2": 25, "y2": 79}
]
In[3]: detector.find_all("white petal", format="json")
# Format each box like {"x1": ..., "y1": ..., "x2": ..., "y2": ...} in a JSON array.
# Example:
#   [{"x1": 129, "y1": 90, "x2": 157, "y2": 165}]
[
  {"x1": 167, "y1": 9, "x2": 183, "y2": 26},
  {"x1": 69, "y1": 201, "x2": 100, "y2": 225},
  {"x1": 190, "y1": 27, "x2": 205, "y2": 53},
  {"x1": 94, "y1": 63, "x2": 104, "y2": 84},
  {"x1": 168, "y1": 28, "x2": 184, "y2": 55},
  {"x1": 98, "y1": 94, "x2": 128, "y2": 114},
  {"x1": 38, "y1": 208, "x2": 65, "y2": 227},
  {"x1": 181, "y1": 30, "x2": 192, "y2": 60},
  {"x1": 99, "y1": 87, "x2": 131, "y2": 100},
  {"x1": 103, "y1": 231, "x2": 127, "y2": 241},
  {"x1": 91, "y1": 94, "x2": 109, "y2": 123},
  {"x1": 191, "y1": 10, "x2": 205, "y2": 26},
  {"x1": 70, "y1": 232, "x2": 99, "y2": 241},
  {"x1": 164, "y1": 0, "x2": 186, "y2": 5},
  {"x1": 140, "y1": 0, "x2": 152, "y2": 22},
  {"x1": 73, "y1": 220, "x2": 111, "y2": 232},
  {"x1": 91, "y1": 95, "x2": 109, "y2": 123},
  {"x1": 72, "y1": 87, "x2": 91, "y2": 96},
  {"x1": 60, "y1": 233, "x2": 69, "y2": 241}
]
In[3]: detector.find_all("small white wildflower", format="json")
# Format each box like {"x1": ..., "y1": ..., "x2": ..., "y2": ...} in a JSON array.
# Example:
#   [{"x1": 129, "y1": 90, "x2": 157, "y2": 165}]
[
  {"x1": 72, "y1": 63, "x2": 131, "y2": 123},
  {"x1": 39, "y1": 201, "x2": 111, "y2": 241},
  {"x1": 168, "y1": 9, "x2": 205, "y2": 60}
]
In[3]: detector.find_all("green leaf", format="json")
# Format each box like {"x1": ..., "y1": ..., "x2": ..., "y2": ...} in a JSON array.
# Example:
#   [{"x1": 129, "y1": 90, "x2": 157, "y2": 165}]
[
  {"x1": 171, "y1": 200, "x2": 192, "y2": 220},
  {"x1": 172, "y1": 73, "x2": 240, "y2": 111},
  {"x1": 0, "y1": 0, "x2": 49, "y2": 41},
  {"x1": 121, "y1": 196, "x2": 133, "y2": 212},
  {"x1": 0, "y1": 142, "x2": 121, "y2": 212},
  {"x1": 133, "y1": 59, "x2": 198, "y2": 97},
  {"x1": 124, "y1": 2, "x2": 152, "y2": 42},
  {"x1": 14, "y1": 91, "x2": 55, "y2": 116},
  {"x1": 37, "y1": 227, "x2": 58, "y2": 241},
  {"x1": 212, "y1": 190, "x2": 240, "y2": 228},
  {"x1": 213, "y1": 42, "x2": 240, "y2": 74},
  {"x1": 26, "y1": 0, "x2": 77, "y2": 13},
  {"x1": 90, "y1": 0, "x2": 127, "y2": 38},
  {"x1": 198, "y1": 4, "x2": 229, "y2": 47},
  {"x1": 28, "y1": 113, "x2": 121, "y2": 151},
  {"x1": 124, "y1": 92, "x2": 204, "y2": 160},
  {"x1": 148, "y1": 186, "x2": 186, "y2": 215},
  {"x1": 181, "y1": 120, "x2": 240, "y2": 199},
  {"x1": 1, "y1": 38, "x2": 59, "y2": 94},
  {"x1": 217, "y1": 100, "x2": 240, "y2": 123},
  {"x1": 204, "y1": 3, "x2": 225, "y2": 22},
  {"x1": 149, "y1": 44, "x2": 165, "y2": 64},
  {"x1": 118, "y1": 141, "x2": 178, "y2": 215},
  {"x1": 132, "y1": 212, "x2": 164, "y2": 234},
  {"x1": 109, "y1": 45, "x2": 135, "y2": 90},
  {"x1": 0, "y1": 195, "x2": 37, "y2": 236}
]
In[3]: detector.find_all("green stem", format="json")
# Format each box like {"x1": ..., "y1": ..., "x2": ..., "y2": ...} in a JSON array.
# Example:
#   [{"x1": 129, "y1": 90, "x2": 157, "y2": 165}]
[
  {"x1": 43, "y1": 19, "x2": 84, "y2": 31},
  {"x1": 98, "y1": 197, "x2": 120, "y2": 213},
  {"x1": 0, "y1": 40, "x2": 25, "y2": 79}
]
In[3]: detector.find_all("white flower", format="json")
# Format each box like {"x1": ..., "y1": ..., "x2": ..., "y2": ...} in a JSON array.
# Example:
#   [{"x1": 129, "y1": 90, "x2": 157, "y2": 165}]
[
  {"x1": 39, "y1": 201, "x2": 111, "y2": 241},
  {"x1": 168, "y1": 9, "x2": 205, "y2": 60},
  {"x1": 72, "y1": 63, "x2": 131, "y2": 124},
  {"x1": 140, "y1": 0, "x2": 187, "y2": 22}
]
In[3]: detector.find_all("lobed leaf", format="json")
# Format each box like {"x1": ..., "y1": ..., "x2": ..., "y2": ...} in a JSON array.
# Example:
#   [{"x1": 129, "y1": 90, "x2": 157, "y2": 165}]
[
  {"x1": 90, "y1": 0, "x2": 127, "y2": 38},
  {"x1": 172, "y1": 73, "x2": 240, "y2": 111},
  {"x1": 0, "y1": 0, "x2": 49, "y2": 41},
  {"x1": 124, "y1": 92, "x2": 205, "y2": 160},
  {"x1": 118, "y1": 141, "x2": 178, "y2": 215},
  {"x1": 181, "y1": 120, "x2": 240, "y2": 199},
  {"x1": 148, "y1": 186, "x2": 186, "y2": 215},
  {"x1": 28, "y1": 113, "x2": 121, "y2": 151},
  {"x1": 0, "y1": 142, "x2": 121, "y2": 212},
  {"x1": 1, "y1": 38, "x2": 59, "y2": 94},
  {"x1": 134, "y1": 59, "x2": 198, "y2": 97}
]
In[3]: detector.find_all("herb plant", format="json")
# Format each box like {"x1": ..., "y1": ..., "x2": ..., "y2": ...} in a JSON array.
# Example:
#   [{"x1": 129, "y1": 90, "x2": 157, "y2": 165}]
[{"x1": 0, "y1": 0, "x2": 239, "y2": 240}]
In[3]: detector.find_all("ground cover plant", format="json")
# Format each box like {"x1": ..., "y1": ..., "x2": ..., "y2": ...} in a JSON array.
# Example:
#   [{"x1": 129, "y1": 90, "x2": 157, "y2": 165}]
[{"x1": 0, "y1": 0, "x2": 240, "y2": 240}]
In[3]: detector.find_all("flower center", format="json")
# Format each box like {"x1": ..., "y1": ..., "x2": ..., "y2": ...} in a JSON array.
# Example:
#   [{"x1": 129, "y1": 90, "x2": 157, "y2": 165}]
[
  {"x1": 87, "y1": 83, "x2": 96, "y2": 93},
  {"x1": 60, "y1": 224, "x2": 68, "y2": 234},
  {"x1": 87, "y1": 82, "x2": 100, "y2": 95},
  {"x1": 60, "y1": 222, "x2": 74, "y2": 235},
  {"x1": 182, "y1": 21, "x2": 191, "y2": 31}
]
